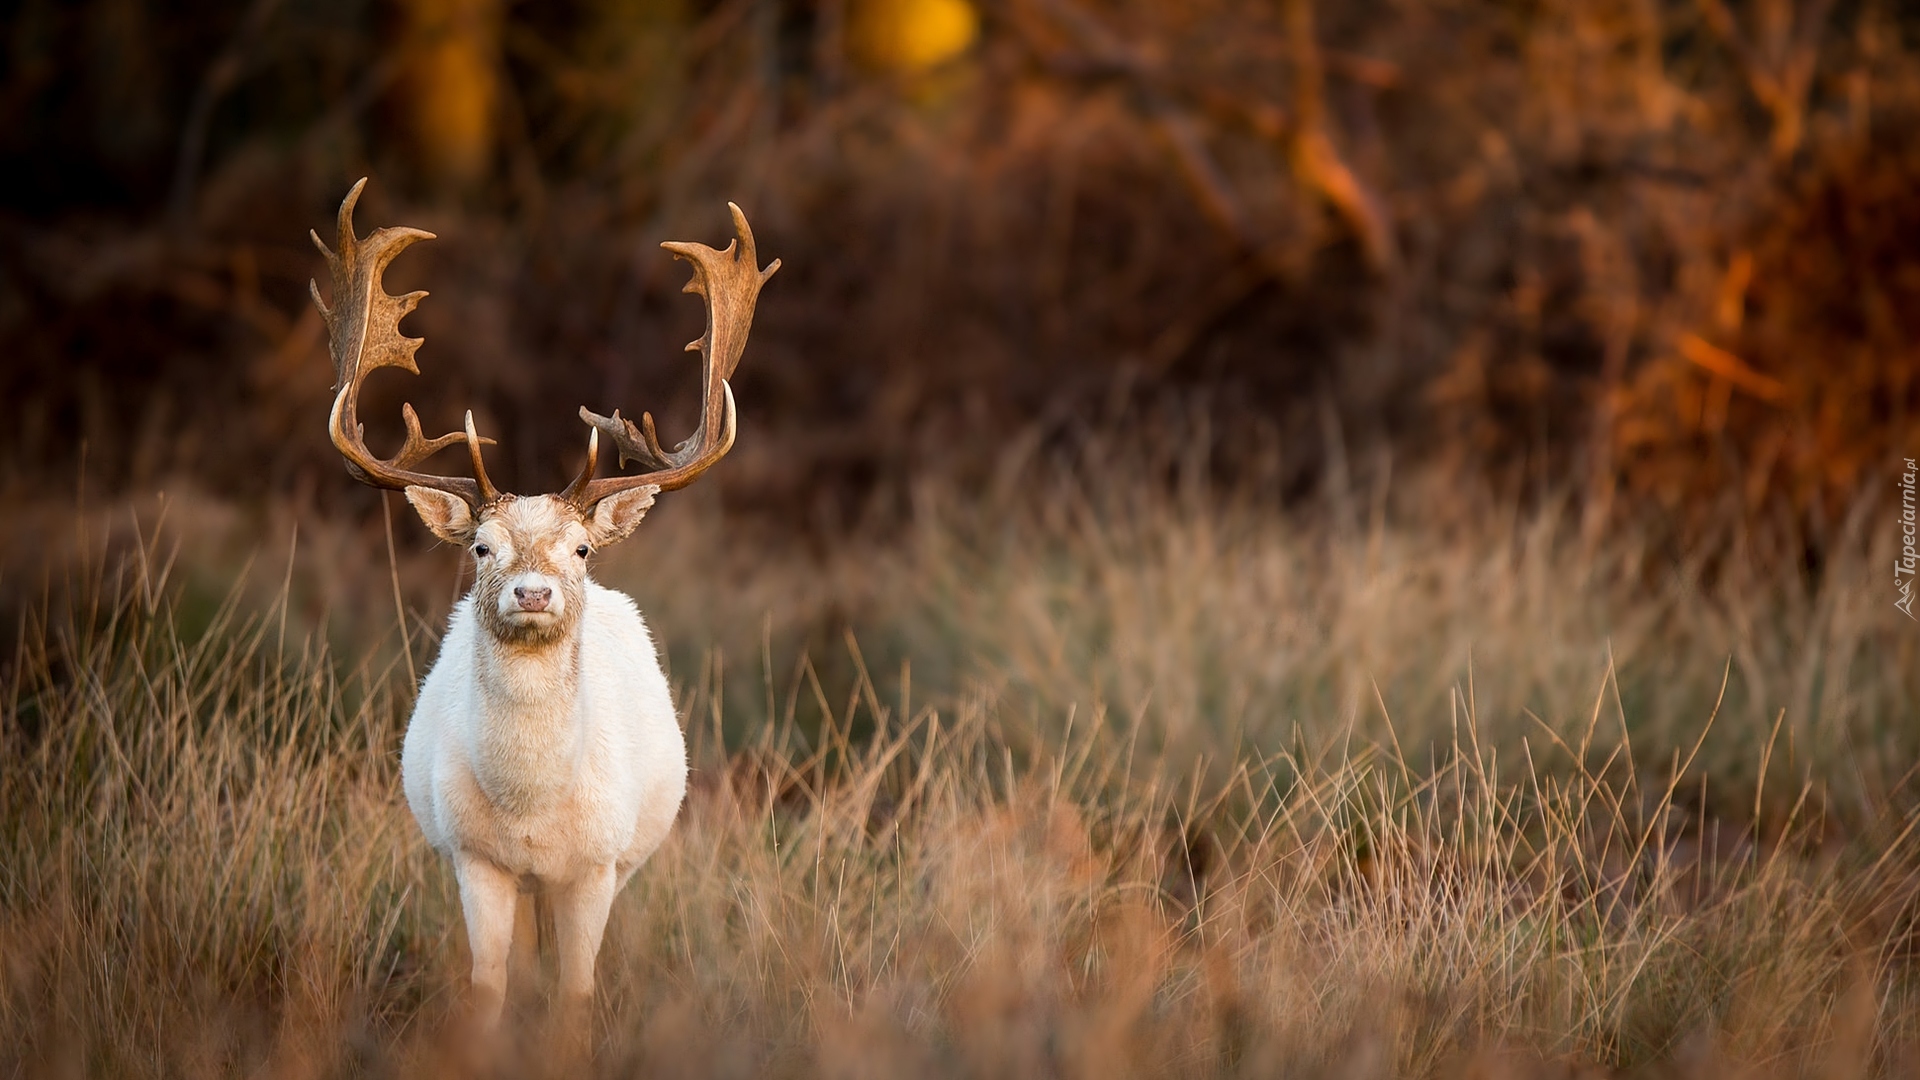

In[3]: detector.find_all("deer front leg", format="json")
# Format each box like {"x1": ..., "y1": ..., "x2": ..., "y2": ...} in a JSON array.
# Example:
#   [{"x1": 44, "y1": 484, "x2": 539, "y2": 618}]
[
  {"x1": 548, "y1": 862, "x2": 617, "y2": 1062},
  {"x1": 453, "y1": 853, "x2": 522, "y2": 1030},
  {"x1": 551, "y1": 862, "x2": 618, "y2": 1007}
]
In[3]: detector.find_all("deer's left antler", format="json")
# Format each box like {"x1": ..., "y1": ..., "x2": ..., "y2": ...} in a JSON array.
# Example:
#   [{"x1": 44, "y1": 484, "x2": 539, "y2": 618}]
[{"x1": 564, "y1": 203, "x2": 780, "y2": 511}]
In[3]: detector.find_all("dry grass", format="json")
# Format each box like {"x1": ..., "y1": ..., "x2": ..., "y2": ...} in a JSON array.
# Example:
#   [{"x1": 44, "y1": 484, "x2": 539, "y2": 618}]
[{"x1": 3, "y1": 456, "x2": 1917, "y2": 1078}]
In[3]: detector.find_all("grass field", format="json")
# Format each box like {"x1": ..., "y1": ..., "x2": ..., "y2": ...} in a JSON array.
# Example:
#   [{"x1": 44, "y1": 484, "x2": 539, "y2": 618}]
[{"x1": 3, "y1": 456, "x2": 1917, "y2": 1077}]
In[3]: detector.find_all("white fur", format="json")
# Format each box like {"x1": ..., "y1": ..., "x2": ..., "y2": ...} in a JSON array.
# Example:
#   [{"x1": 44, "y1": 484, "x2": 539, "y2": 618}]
[{"x1": 403, "y1": 538, "x2": 686, "y2": 1027}]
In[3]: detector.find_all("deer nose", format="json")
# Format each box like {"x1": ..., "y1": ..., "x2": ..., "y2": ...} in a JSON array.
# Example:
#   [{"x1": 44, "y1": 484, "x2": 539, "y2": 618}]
[{"x1": 513, "y1": 586, "x2": 552, "y2": 612}]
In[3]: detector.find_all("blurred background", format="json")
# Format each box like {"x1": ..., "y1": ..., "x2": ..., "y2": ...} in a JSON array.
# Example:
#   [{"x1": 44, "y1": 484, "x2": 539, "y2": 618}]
[{"x1": 5, "y1": 0, "x2": 1917, "y2": 539}]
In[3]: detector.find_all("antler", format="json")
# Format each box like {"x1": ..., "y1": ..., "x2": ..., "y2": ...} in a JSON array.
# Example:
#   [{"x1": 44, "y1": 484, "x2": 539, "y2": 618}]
[
  {"x1": 564, "y1": 203, "x2": 780, "y2": 511},
  {"x1": 311, "y1": 178, "x2": 499, "y2": 508}
]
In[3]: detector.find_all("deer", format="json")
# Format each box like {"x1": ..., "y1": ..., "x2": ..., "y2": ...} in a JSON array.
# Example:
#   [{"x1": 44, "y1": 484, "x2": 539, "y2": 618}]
[{"x1": 309, "y1": 178, "x2": 778, "y2": 1036}]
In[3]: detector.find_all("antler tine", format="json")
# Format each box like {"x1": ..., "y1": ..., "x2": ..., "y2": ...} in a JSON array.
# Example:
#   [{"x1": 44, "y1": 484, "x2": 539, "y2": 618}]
[
  {"x1": 313, "y1": 178, "x2": 496, "y2": 508},
  {"x1": 572, "y1": 203, "x2": 778, "y2": 510},
  {"x1": 560, "y1": 426, "x2": 601, "y2": 507},
  {"x1": 463, "y1": 410, "x2": 501, "y2": 504}
]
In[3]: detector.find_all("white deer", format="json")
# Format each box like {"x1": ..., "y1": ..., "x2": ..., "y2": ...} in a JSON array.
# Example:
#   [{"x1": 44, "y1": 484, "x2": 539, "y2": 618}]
[{"x1": 310, "y1": 179, "x2": 778, "y2": 1033}]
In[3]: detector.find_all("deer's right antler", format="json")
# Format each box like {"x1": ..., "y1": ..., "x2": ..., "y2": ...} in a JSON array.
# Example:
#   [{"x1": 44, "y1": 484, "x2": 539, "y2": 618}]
[{"x1": 312, "y1": 178, "x2": 500, "y2": 509}]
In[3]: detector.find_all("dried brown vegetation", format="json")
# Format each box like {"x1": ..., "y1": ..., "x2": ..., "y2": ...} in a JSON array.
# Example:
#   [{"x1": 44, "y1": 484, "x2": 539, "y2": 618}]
[
  {"x1": 4, "y1": 0, "x2": 1918, "y2": 538},
  {"x1": 3, "y1": 453, "x2": 1918, "y2": 1076}
]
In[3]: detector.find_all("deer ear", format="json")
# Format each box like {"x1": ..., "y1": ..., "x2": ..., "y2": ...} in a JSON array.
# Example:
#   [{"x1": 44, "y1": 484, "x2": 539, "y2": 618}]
[
  {"x1": 405, "y1": 486, "x2": 475, "y2": 545},
  {"x1": 588, "y1": 486, "x2": 658, "y2": 547}
]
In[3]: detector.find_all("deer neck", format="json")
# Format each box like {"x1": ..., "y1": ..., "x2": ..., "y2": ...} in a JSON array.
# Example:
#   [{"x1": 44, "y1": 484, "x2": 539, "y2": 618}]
[{"x1": 469, "y1": 621, "x2": 585, "y2": 810}]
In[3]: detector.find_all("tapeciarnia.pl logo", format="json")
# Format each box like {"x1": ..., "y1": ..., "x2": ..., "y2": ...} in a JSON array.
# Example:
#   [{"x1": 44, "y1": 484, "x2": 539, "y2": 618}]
[{"x1": 1900, "y1": 457, "x2": 1918, "y2": 620}]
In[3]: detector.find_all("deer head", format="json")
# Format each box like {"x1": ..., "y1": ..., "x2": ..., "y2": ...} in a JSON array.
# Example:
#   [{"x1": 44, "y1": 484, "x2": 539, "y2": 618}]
[{"x1": 312, "y1": 178, "x2": 779, "y2": 645}]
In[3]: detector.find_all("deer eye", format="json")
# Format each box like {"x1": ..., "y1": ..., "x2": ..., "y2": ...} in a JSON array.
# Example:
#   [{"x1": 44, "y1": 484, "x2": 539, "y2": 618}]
[
  {"x1": 473, "y1": 544, "x2": 491, "y2": 558},
  {"x1": 575, "y1": 545, "x2": 591, "y2": 559}
]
